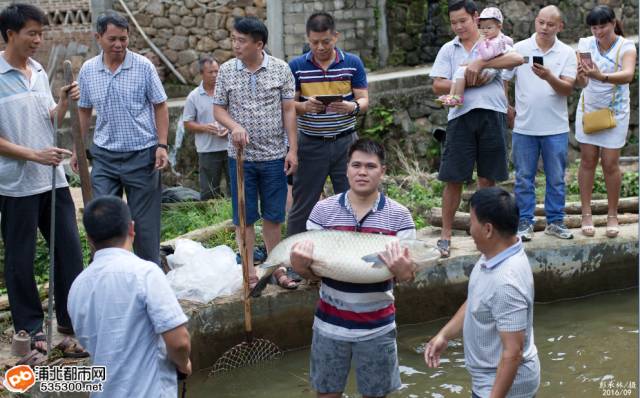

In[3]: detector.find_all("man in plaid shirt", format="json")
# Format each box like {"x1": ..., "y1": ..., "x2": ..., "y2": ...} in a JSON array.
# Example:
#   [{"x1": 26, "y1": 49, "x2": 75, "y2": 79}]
[{"x1": 73, "y1": 11, "x2": 169, "y2": 265}]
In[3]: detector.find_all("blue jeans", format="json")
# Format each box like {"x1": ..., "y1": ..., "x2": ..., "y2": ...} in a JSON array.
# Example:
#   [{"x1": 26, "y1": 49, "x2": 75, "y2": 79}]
[
  {"x1": 512, "y1": 133, "x2": 568, "y2": 225},
  {"x1": 228, "y1": 157, "x2": 287, "y2": 226}
]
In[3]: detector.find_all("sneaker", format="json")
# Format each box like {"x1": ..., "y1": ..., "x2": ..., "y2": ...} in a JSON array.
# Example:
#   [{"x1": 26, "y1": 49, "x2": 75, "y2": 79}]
[
  {"x1": 517, "y1": 220, "x2": 534, "y2": 242},
  {"x1": 544, "y1": 222, "x2": 574, "y2": 240}
]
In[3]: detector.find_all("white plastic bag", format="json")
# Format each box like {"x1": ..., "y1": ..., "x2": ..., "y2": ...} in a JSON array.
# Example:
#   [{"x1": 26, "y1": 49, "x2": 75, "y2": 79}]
[{"x1": 166, "y1": 239, "x2": 242, "y2": 303}]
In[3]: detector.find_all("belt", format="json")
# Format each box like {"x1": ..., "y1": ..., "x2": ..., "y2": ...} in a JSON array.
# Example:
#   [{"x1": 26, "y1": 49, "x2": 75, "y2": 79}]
[{"x1": 304, "y1": 129, "x2": 355, "y2": 141}]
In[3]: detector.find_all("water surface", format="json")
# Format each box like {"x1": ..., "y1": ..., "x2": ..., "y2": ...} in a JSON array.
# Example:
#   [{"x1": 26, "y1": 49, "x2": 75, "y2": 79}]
[{"x1": 189, "y1": 289, "x2": 638, "y2": 397}]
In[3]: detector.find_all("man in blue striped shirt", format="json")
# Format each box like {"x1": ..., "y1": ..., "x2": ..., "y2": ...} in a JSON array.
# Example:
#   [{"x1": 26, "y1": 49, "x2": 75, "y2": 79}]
[
  {"x1": 286, "y1": 12, "x2": 369, "y2": 237},
  {"x1": 291, "y1": 139, "x2": 415, "y2": 398}
]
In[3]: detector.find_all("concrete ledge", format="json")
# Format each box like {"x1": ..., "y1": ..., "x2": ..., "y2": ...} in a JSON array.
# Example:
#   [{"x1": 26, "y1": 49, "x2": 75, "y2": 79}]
[{"x1": 184, "y1": 224, "x2": 638, "y2": 371}]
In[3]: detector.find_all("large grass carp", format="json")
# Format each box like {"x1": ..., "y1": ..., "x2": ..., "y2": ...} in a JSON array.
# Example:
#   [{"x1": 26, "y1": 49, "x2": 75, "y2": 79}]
[{"x1": 251, "y1": 230, "x2": 441, "y2": 296}]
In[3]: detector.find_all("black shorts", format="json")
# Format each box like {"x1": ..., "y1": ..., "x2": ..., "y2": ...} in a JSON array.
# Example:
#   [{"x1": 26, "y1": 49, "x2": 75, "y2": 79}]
[{"x1": 438, "y1": 108, "x2": 509, "y2": 183}]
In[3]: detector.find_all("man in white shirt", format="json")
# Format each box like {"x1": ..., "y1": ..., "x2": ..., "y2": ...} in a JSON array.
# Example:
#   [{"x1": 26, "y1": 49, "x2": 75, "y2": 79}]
[
  {"x1": 183, "y1": 56, "x2": 229, "y2": 200},
  {"x1": 503, "y1": 6, "x2": 577, "y2": 241},
  {"x1": 68, "y1": 196, "x2": 191, "y2": 397}
]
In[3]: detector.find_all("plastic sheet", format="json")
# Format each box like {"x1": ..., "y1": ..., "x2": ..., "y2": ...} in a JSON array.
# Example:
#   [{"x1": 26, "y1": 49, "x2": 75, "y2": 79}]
[{"x1": 166, "y1": 239, "x2": 242, "y2": 303}]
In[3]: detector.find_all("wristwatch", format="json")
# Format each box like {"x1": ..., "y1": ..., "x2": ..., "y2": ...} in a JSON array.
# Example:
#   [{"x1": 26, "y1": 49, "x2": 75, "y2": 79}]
[
  {"x1": 158, "y1": 144, "x2": 169, "y2": 150},
  {"x1": 350, "y1": 100, "x2": 360, "y2": 116}
]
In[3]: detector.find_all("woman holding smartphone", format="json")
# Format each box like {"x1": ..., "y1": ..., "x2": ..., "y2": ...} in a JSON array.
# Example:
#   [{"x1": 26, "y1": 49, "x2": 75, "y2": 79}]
[{"x1": 575, "y1": 5, "x2": 636, "y2": 238}]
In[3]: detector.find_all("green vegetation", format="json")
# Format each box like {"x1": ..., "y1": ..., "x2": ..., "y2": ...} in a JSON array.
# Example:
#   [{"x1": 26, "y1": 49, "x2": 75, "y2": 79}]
[
  {"x1": 363, "y1": 106, "x2": 395, "y2": 140},
  {"x1": 385, "y1": 179, "x2": 444, "y2": 229},
  {"x1": 161, "y1": 200, "x2": 232, "y2": 242}
]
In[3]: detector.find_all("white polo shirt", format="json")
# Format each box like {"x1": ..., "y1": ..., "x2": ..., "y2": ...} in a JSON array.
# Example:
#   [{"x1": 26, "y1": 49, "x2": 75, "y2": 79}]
[{"x1": 503, "y1": 34, "x2": 577, "y2": 136}]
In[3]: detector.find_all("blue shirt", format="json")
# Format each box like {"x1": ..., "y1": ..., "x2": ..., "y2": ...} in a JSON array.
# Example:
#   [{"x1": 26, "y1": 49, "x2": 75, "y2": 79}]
[
  {"x1": 288, "y1": 49, "x2": 367, "y2": 137},
  {"x1": 430, "y1": 36, "x2": 509, "y2": 121},
  {"x1": 0, "y1": 53, "x2": 68, "y2": 196},
  {"x1": 68, "y1": 248, "x2": 188, "y2": 397},
  {"x1": 78, "y1": 50, "x2": 168, "y2": 152}
]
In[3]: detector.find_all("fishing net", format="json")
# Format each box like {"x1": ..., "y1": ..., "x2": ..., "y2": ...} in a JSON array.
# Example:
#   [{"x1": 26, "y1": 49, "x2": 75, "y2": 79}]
[{"x1": 209, "y1": 338, "x2": 282, "y2": 376}]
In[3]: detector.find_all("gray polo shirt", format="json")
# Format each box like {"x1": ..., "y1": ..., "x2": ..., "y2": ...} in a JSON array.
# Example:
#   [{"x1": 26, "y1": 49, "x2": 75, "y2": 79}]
[
  {"x1": 430, "y1": 36, "x2": 509, "y2": 121},
  {"x1": 183, "y1": 83, "x2": 227, "y2": 153},
  {"x1": 463, "y1": 239, "x2": 540, "y2": 397},
  {"x1": 0, "y1": 53, "x2": 68, "y2": 197}
]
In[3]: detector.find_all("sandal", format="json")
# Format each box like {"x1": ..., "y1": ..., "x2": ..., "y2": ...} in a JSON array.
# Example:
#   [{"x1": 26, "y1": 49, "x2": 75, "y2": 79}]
[
  {"x1": 30, "y1": 331, "x2": 47, "y2": 354},
  {"x1": 54, "y1": 336, "x2": 89, "y2": 358},
  {"x1": 581, "y1": 214, "x2": 595, "y2": 237},
  {"x1": 606, "y1": 215, "x2": 619, "y2": 238},
  {"x1": 273, "y1": 267, "x2": 299, "y2": 290},
  {"x1": 17, "y1": 349, "x2": 48, "y2": 366},
  {"x1": 436, "y1": 239, "x2": 451, "y2": 258}
]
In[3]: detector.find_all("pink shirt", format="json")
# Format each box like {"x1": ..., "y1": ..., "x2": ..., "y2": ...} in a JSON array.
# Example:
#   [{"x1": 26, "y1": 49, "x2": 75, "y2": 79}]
[{"x1": 478, "y1": 33, "x2": 513, "y2": 61}]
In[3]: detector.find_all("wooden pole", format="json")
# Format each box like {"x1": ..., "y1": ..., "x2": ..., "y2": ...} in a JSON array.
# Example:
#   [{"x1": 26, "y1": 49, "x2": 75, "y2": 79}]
[
  {"x1": 63, "y1": 60, "x2": 92, "y2": 205},
  {"x1": 235, "y1": 148, "x2": 253, "y2": 343}
]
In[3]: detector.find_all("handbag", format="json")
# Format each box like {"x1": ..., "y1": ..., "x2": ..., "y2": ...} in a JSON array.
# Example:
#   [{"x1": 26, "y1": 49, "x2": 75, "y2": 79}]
[{"x1": 581, "y1": 40, "x2": 623, "y2": 134}]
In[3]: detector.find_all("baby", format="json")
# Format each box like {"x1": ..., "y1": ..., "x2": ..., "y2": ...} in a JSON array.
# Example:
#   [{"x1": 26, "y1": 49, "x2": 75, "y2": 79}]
[{"x1": 437, "y1": 7, "x2": 513, "y2": 107}]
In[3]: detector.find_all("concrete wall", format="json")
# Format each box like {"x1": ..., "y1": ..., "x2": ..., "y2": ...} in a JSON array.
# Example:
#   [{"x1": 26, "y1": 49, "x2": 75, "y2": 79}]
[{"x1": 185, "y1": 225, "x2": 638, "y2": 371}]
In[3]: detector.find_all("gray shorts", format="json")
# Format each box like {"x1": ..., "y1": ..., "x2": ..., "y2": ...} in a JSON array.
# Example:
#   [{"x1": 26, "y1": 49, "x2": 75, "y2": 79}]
[{"x1": 310, "y1": 329, "x2": 401, "y2": 396}]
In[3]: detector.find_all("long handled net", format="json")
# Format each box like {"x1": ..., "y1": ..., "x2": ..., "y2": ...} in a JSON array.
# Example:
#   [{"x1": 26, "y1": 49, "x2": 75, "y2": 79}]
[{"x1": 209, "y1": 147, "x2": 282, "y2": 376}]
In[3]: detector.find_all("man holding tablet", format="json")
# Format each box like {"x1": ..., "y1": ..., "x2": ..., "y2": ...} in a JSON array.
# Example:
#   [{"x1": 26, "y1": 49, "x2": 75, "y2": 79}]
[{"x1": 287, "y1": 12, "x2": 369, "y2": 237}]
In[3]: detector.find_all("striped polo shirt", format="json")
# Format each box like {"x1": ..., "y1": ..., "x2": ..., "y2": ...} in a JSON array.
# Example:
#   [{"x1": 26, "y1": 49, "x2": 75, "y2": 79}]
[
  {"x1": 289, "y1": 49, "x2": 367, "y2": 137},
  {"x1": 306, "y1": 191, "x2": 416, "y2": 342}
]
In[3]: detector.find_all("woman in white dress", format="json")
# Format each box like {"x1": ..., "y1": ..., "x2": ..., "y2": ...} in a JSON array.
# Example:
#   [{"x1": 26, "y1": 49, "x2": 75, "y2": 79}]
[{"x1": 575, "y1": 5, "x2": 637, "y2": 238}]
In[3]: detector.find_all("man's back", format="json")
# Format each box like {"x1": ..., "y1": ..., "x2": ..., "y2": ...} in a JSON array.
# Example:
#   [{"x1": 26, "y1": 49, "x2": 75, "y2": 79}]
[{"x1": 68, "y1": 248, "x2": 187, "y2": 397}]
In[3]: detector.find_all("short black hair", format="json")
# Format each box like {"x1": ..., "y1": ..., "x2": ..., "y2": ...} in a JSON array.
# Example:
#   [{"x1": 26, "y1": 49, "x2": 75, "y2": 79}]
[
  {"x1": 348, "y1": 138, "x2": 385, "y2": 165},
  {"x1": 586, "y1": 5, "x2": 624, "y2": 36},
  {"x1": 306, "y1": 12, "x2": 336, "y2": 34},
  {"x1": 83, "y1": 196, "x2": 132, "y2": 249},
  {"x1": 0, "y1": 3, "x2": 48, "y2": 43},
  {"x1": 96, "y1": 10, "x2": 129, "y2": 35},
  {"x1": 469, "y1": 187, "x2": 518, "y2": 237},
  {"x1": 448, "y1": 0, "x2": 478, "y2": 16},
  {"x1": 233, "y1": 16, "x2": 268, "y2": 46}
]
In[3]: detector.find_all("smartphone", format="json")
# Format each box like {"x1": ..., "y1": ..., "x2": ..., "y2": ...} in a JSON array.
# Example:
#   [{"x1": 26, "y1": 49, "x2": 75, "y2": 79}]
[
  {"x1": 580, "y1": 52, "x2": 593, "y2": 68},
  {"x1": 532, "y1": 56, "x2": 544, "y2": 66},
  {"x1": 315, "y1": 95, "x2": 343, "y2": 105}
]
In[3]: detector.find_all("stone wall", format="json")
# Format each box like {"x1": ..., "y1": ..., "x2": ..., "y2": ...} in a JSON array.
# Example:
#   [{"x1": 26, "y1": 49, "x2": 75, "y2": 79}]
[
  {"x1": 388, "y1": 0, "x2": 639, "y2": 67},
  {"x1": 112, "y1": 0, "x2": 266, "y2": 84},
  {"x1": 280, "y1": 0, "x2": 378, "y2": 65}
]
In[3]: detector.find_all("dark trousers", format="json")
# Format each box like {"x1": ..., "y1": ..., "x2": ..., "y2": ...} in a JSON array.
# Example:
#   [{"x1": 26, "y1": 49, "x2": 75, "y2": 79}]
[
  {"x1": 286, "y1": 132, "x2": 357, "y2": 236},
  {"x1": 91, "y1": 144, "x2": 161, "y2": 265},
  {"x1": 0, "y1": 188, "x2": 83, "y2": 333},
  {"x1": 198, "y1": 151, "x2": 229, "y2": 200}
]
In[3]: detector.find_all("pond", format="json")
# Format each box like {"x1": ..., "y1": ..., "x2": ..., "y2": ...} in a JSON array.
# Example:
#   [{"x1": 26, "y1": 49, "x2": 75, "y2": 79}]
[{"x1": 187, "y1": 288, "x2": 638, "y2": 398}]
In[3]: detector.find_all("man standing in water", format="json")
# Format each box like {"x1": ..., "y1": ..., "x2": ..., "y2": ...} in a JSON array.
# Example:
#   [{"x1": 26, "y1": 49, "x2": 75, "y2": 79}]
[
  {"x1": 291, "y1": 139, "x2": 416, "y2": 398},
  {"x1": 425, "y1": 187, "x2": 540, "y2": 398}
]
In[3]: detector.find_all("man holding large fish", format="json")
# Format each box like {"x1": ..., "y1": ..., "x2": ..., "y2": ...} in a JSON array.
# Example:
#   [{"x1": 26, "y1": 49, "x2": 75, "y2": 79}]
[{"x1": 290, "y1": 139, "x2": 417, "y2": 398}]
